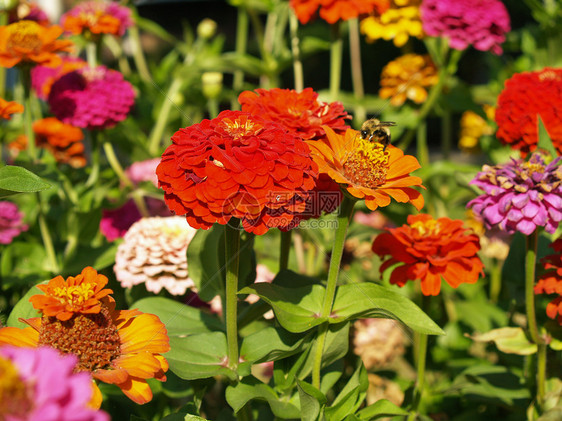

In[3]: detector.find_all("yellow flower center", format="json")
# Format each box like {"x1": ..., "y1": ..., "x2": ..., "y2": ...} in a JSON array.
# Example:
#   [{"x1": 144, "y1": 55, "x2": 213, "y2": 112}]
[
  {"x1": 411, "y1": 218, "x2": 440, "y2": 236},
  {"x1": 219, "y1": 116, "x2": 264, "y2": 141},
  {"x1": 7, "y1": 21, "x2": 42, "y2": 55},
  {"x1": 522, "y1": 161, "x2": 545, "y2": 174},
  {"x1": 38, "y1": 303, "x2": 121, "y2": 373},
  {"x1": 0, "y1": 356, "x2": 33, "y2": 418},
  {"x1": 343, "y1": 137, "x2": 390, "y2": 189},
  {"x1": 51, "y1": 283, "x2": 97, "y2": 309}
]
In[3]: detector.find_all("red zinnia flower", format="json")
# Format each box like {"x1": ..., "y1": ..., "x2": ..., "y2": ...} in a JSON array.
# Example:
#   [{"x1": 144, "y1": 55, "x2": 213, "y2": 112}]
[
  {"x1": 157, "y1": 110, "x2": 318, "y2": 235},
  {"x1": 372, "y1": 214, "x2": 484, "y2": 296},
  {"x1": 496, "y1": 68, "x2": 562, "y2": 157},
  {"x1": 291, "y1": 0, "x2": 390, "y2": 24},
  {"x1": 535, "y1": 239, "x2": 562, "y2": 325}
]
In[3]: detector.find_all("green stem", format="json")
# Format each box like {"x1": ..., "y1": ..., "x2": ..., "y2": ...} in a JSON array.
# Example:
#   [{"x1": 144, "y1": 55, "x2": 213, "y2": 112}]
[
  {"x1": 293, "y1": 231, "x2": 306, "y2": 273},
  {"x1": 37, "y1": 192, "x2": 59, "y2": 273},
  {"x1": 312, "y1": 196, "x2": 355, "y2": 388},
  {"x1": 416, "y1": 120, "x2": 429, "y2": 167},
  {"x1": 207, "y1": 98, "x2": 219, "y2": 119},
  {"x1": 148, "y1": 76, "x2": 183, "y2": 155},
  {"x1": 129, "y1": 24, "x2": 151, "y2": 83},
  {"x1": 231, "y1": 7, "x2": 249, "y2": 110},
  {"x1": 410, "y1": 295, "x2": 430, "y2": 417},
  {"x1": 85, "y1": 131, "x2": 100, "y2": 188},
  {"x1": 21, "y1": 68, "x2": 36, "y2": 161},
  {"x1": 279, "y1": 230, "x2": 292, "y2": 271},
  {"x1": 289, "y1": 13, "x2": 304, "y2": 92},
  {"x1": 348, "y1": 18, "x2": 366, "y2": 125},
  {"x1": 103, "y1": 35, "x2": 131, "y2": 77},
  {"x1": 489, "y1": 258, "x2": 504, "y2": 304},
  {"x1": 441, "y1": 108, "x2": 451, "y2": 159},
  {"x1": 0, "y1": 12, "x2": 6, "y2": 99},
  {"x1": 329, "y1": 21, "x2": 343, "y2": 101},
  {"x1": 525, "y1": 230, "x2": 546, "y2": 408},
  {"x1": 86, "y1": 41, "x2": 98, "y2": 68},
  {"x1": 225, "y1": 220, "x2": 241, "y2": 371}
]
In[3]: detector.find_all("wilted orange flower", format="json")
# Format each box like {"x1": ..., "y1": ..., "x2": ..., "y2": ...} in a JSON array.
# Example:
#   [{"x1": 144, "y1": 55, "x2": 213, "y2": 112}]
[
  {"x1": 9, "y1": 118, "x2": 86, "y2": 167},
  {"x1": 0, "y1": 97, "x2": 24, "y2": 120},
  {"x1": 379, "y1": 54, "x2": 438, "y2": 106},
  {"x1": 372, "y1": 214, "x2": 484, "y2": 296},
  {"x1": 0, "y1": 267, "x2": 170, "y2": 405},
  {"x1": 157, "y1": 110, "x2": 318, "y2": 234},
  {"x1": 361, "y1": 0, "x2": 423, "y2": 47},
  {"x1": 307, "y1": 126, "x2": 424, "y2": 211},
  {"x1": 535, "y1": 239, "x2": 562, "y2": 325},
  {"x1": 0, "y1": 20, "x2": 73, "y2": 68},
  {"x1": 291, "y1": 0, "x2": 390, "y2": 25}
]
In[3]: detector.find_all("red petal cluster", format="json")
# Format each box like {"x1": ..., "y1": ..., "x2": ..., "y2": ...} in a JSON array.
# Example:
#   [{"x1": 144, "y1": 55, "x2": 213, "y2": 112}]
[
  {"x1": 239, "y1": 88, "x2": 350, "y2": 141},
  {"x1": 290, "y1": 0, "x2": 390, "y2": 24},
  {"x1": 157, "y1": 110, "x2": 318, "y2": 234},
  {"x1": 535, "y1": 239, "x2": 562, "y2": 325},
  {"x1": 372, "y1": 214, "x2": 483, "y2": 296},
  {"x1": 495, "y1": 68, "x2": 562, "y2": 157}
]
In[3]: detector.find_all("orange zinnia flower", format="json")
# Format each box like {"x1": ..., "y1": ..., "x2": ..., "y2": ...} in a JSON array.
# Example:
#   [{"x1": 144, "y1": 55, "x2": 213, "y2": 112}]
[
  {"x1": 0, "y1": 20, "x2": 73, "y2": 68},
  {"x1": 535, "y1": 239, "x2": 562, "y2": 325},
  {"x1": 0, "y1": 97, "x2": 24, "y2": 120},
  {"x1": 372, "y1": 214, "x2": 484, "y2": 296},
  {"x1": 291, "y1": 0, "x2": 390, "y2": 25},
  {"x1": 307, "y1": 126, "x2": 424, "y2": 211},
  {"x1": 0, "y1": 267, "x2": 170, "y2": 405},
  {"x1": 61, "y1": 1, "x2": 133, "y2": 37}
]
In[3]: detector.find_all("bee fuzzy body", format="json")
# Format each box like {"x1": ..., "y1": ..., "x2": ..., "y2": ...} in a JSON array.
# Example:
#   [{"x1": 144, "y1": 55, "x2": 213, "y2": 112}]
[{"x1": 360, "y1": 118, "x2": 396, "y2": 151}]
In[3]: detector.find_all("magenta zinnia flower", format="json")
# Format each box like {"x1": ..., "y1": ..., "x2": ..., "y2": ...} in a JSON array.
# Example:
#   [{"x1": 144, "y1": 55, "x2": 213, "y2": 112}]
[
  {"x1": 0, "y1": 201, "x2": 28, "y2": 244},
  {"x1": 48, "y1": 65, "x2": 135, "y2": 130},
  {"x1": 0, "y1": 346, "x2": 109, "y2": 421},
  {"x1": 467, "y1": 152, "x2": 562, "y2": 235},
  {"x1": 420, "y1": 0, "x2": 510, "y2": 55}
]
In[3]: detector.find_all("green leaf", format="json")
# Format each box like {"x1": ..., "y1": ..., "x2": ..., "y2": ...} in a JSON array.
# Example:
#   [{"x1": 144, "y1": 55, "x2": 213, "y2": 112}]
[
  {"x1": 537, "y1": 115, "x2": 557, "y2": 157},
  {"x1": 468, "y1": 327, "x2": 537, "y2": 355},
  {"x1": 61, "y1": 243, "x2": 119, "y2": 275},
  {"x1": 240, "y1": 325, "x2": 311, "y2": 363},
  {"x1": 325, "y1": 363, "x2": 368, "y2": 421},
  {"x1": 131, "y1": 297, "x2": 224, "y2": 337},
  {"x1": 7, "y1": 282, "x2": 43, "y2": 328},
  {"x1": 239, "y1": 283, "x2": 326, "y2": 333},
  {"x1": 1, "y1": 241, "x2": 50, "y2": 286},
  {"x1": 166, "y1": 332, "x2": 236, "y2": 381},
  {"x1": 355, "y1": 399, "x2": 409, "y2": 420},
  {"x1": 296, "y1": 379, "x2": 327, "y2": 421},
  {"x1": 0, "y1": 165, "x2": 51, "y2": 197},
  {"x1": 449, "y1": 365, "x2": 530, "y2": 406},
  {"x1": 332, "y1": 283, "x2": 444, "y2": 335},
  {"x1": 225, "y1": 376, "x2": 300, "y2": 419}
]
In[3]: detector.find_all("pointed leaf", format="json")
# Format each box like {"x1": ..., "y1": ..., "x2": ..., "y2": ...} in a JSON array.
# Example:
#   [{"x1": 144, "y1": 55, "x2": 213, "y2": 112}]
[
  {"x1": 240, "y1": 325, "x2": 312, "y2": 363},
  {"x1": 297, "y1": 379, "x2": 327, "y2": 421},
  {"x1": 537, "y1": 115, "x2": 557, "y2": 157},
  {"x1": 333, "y1": 283, "x2": 444, "y2": 335},
  {"x1": 325, "y1": 363, "x2": 368, "y2": 421},
  {"x1": 0, "y1": 165, "x2": 51, "y2": 197},
  {"x1": 7, "y1": 282, "x2": 44, "y2": 328},
  {"x1": 355, "y1": 399, "x2": 409, "y2": 420},
  {"x1": 468, "y1": 327, "x2": 537, "y2": 355},
  {"x1": 166, "y1": 332, "x2": 236, "y2": 381}
]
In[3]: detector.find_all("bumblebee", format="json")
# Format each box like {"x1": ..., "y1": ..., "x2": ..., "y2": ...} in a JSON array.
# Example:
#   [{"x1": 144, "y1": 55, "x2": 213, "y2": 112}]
[{"x1": 360, "y1": 118, "x2": 397, "y2": 151}]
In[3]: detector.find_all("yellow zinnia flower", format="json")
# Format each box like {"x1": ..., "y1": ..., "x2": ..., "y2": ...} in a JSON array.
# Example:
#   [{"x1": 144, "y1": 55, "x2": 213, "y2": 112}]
[
  {"x1": 379, "y1": 54, "x2": 438, "y2": 107},
  {"x1": 0, "y1": 267, "x2": 170, "y2": 406},
  {"x1": 458, "y1": 105, "x2": 495, "y2": 152}
]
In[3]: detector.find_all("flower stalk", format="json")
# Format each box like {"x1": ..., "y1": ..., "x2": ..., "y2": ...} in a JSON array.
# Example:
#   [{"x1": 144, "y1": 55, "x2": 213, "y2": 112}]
[
  {"x1": 329, "y1": 21, "x2": 343, "y2": 101},
  {"x1": 348, "y1": 18, "x2": 366, "y2": 125},
  {"x1": 225, "y1": 219, "x2": 241, "y2": 371},
  {"x1": 312, "y1": 195, "x2": 355, "y2": 388},
  {"x1": 280, "y1": 230, "x2": 292, "y2": 271}
]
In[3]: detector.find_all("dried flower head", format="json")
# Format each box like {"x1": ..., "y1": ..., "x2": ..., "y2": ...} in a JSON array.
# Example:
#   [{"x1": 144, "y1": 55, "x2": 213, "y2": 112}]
[
  {"x1": 0, "y1": 267, "x2": 170, "y2": 405},
  {"x1": 307, "y1": 126, "x2": 424, "y2": 211},
  {"x1": 0, "y1": 20, "x2": 73, "y2": 68},
  {"x1": 291, "y1": 0, "x2": 390, "y2": 24},
  {"x1": 361, "y1": 0, "x2": 423, "y2": 47},
  {"x1": 114, "y1": 216, "x2": 198, "y2": 296},
  {"x1": 379, "y1": 54, "x2": 438, "y2": 107},
  {"x1": 61, "y1": 1, "x2": 133, "y2": 37},
  {"x1": 0, "y1": 97, "x2": 24, "y2": 120},
  {"x1": 420, "y1": 0, "x2": 510, "y2": 54},
  {"x1": 495, "y1": 68, "x2": 562, "y2": 157},
  {"x1": 353, "y1": 318, "x2": 405, "y2": 369},
  {"x1": 0, "y1": 201, "x2": 28, "y2": 244},
  {"x1": 157, "y1": 110, "x2": 318, "y2": 234},
  {"x1": 0, "y1": 346, "x2": 109, "y2": 421},
  {"x1": 48, "y1": 65, "x2": 135, "y2": 130},
  {"x1": 535, "y1": 239, "x2": 562, "y2": 325},
  {"x1": 372, "y1": 214, "x2": 484, "y2": 296},
  {"x1": 467, "y1": 152, "x2": 562, "y2": 235}
]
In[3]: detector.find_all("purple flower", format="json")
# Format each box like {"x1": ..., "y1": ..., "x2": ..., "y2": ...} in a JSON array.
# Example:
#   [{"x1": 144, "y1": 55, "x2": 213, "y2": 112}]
[
  {"x1": 48, "y1": 65, "x2": 135, "y2": 130},
  {"x1": 0, "y1": 201, "x2": 28, "y2": 244},
  {"x1": 467, "y1": 152, "x2": 562, "y2": 235},
  {"x1": 420, "y1": 0, "x2": 510, "y2": 55},
  {"x1": 0, "y1": 346, "x2": 109, "y2": 421}
]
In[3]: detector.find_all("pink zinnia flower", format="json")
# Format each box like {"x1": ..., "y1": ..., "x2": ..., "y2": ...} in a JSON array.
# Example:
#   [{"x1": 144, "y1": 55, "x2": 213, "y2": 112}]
[
  {"x1": 467, "y1": 152, "x2": 562, "y2": 235},
  {"x1": 48, "y1": 65, "x2": 135, "y2": 130},
  {"x1": 0, "y1": 346, "x2": 109, "y2": 421},
  {"x1": 420, "y1": 0, "x2": 510, "y2": 55},
  {"x1": 100, "y1": 200, "x2": 141, "y2": 242},
  {"x1": 125, "y1": 158, "x2": 160, "y2": 188},
  {"x1": 0, "y1": 201, "x2": 28, "y2": 244}
]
